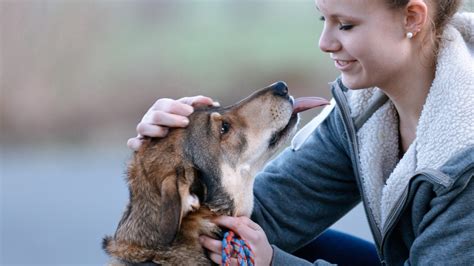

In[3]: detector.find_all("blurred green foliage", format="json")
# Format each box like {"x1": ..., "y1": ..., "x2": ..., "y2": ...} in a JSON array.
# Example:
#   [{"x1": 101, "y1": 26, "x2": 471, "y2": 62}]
[
  {"x1": 1, "y1": 0, "x2": 472, "y2": 146},
  {"x1": 1, "y1": 0, "x2": 338, "y2": 146}
]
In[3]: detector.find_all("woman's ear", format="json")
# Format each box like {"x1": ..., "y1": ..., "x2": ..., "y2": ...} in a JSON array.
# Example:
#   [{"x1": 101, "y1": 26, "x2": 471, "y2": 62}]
[{"x1": 404, "y1": 0, "x2": 429, "y2": 38}]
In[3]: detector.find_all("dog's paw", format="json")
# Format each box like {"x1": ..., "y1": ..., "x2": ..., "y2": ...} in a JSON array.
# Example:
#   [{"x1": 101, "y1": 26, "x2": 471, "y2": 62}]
[
  {"x1": 198, "y1": 218, "x2": 222, "y2": 239},
  {"x1": 211, "y1": 224, "x2": 223, "y2": 239}
]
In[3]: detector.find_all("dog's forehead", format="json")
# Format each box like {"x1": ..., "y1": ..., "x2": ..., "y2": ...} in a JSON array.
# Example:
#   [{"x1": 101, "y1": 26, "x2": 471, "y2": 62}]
[
  {"x1": 186, "y1": 108, "x2": 218, "y2": 133},
  {"x1": 183, "y1": 109, "x2": 220, "y2": 163},
  {"x1": 190, "y1": 86, "x2": 273, "y2": 116}
]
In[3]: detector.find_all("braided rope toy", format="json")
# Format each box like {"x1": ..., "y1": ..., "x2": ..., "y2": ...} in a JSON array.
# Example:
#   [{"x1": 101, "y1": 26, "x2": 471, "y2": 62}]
[{"x1": 221, "y1": 231, "x2": 255, "y2": 266}]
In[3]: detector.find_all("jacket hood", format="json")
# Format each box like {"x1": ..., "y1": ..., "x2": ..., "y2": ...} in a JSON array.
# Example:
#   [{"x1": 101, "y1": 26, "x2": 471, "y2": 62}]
[{"x1": 345, "y1": 12, "x2": 474, "y2": 230}]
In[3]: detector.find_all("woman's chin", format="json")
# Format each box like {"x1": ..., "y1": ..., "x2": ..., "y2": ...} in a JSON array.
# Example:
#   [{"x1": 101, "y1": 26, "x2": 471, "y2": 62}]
[{"x1": 341, "y1": 75, "x2": 368, "y2": 90}]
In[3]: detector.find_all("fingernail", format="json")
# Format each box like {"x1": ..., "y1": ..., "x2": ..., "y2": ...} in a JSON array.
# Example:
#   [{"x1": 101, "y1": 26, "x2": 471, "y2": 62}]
[
  {"x1": 127, "y1": 138, "x2": 140, "y2": 151},
  {"x1": 182, "y1": 118, "x2": 189, "y2": 125},
  {"x1": 212, "y1": 101, "x2": 220, "y2": 107},
  {"x1": 187, "y1": 105, "x2": 194, "y2": 114}
]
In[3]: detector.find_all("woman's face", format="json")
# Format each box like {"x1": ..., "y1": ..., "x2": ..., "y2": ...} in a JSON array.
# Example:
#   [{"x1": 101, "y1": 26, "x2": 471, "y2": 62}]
[{"x1": 316, "y1": 0, "x2": 410, "y2": 90}]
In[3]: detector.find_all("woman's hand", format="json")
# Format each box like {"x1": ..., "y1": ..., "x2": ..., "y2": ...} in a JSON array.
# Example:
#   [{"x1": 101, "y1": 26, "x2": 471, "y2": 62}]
[
  {"x1": 127, "y1": 95, "x2": 218, "y2": 150},
  {"x1": 199, "y1": 216, "x2": 273, "y2": 266}
]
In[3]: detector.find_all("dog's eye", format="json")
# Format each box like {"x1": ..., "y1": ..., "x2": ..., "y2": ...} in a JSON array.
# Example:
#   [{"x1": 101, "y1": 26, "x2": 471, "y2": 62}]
[{"x1": 220, "y1": 121, "x2": 230, "y2": 135}]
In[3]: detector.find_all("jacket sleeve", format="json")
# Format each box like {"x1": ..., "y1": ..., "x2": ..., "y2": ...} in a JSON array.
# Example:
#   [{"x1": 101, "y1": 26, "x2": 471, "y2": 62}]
[
  {"x1": 407, "y1": 163, "x2": 474, "y2": 265},
  {"x1": 271, "y1": 245, "x2": 335, "y2": 266},
  {"x1": 251, "y1": 106, "x2": 361, "y2": 264}
]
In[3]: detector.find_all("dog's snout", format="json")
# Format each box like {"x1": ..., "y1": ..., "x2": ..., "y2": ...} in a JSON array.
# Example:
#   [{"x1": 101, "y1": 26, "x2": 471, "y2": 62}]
[{"x1": 271, "y1": 81, "x2": 288, "y2": 97}]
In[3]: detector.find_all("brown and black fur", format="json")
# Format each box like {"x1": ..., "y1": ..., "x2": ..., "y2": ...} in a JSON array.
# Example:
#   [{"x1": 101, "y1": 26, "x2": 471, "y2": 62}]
[{"x1": 103, "y1": 82, "x2": 299, "y2": 265}]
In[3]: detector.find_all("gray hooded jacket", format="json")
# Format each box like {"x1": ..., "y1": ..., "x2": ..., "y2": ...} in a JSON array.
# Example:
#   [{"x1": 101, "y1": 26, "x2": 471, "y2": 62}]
[{"x1": 251, "y1": 13, "x2": 474, "y2": 266}]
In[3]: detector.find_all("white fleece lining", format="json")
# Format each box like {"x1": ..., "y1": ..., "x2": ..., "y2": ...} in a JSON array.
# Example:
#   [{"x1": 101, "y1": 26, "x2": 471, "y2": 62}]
[
  {"x1": 355, "y1": 101, "x2": 400, "y2": 229},
  {"x1": 348, "y1": 15, "x2": 474, "y2": 231}
]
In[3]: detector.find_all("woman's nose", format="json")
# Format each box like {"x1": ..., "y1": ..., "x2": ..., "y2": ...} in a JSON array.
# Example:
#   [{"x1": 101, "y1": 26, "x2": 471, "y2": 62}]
[{"x1": 319, "y1": 28, "x2": 340, "y2": 53}]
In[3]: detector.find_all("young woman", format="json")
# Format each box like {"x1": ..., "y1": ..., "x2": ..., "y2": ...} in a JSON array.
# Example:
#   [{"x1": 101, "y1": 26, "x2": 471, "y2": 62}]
[{"x1": 127, "y1": 0, "x2": 473, "y2": 265}]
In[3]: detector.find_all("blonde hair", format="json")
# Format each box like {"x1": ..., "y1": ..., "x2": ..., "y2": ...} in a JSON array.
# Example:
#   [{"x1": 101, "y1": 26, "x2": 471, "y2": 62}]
[
  {"x1": 387, "y1": 0, "x2": 462, "y2": 58},
  {"x1": 387, "y1": 0, "x2": 462, "y2": 38}
]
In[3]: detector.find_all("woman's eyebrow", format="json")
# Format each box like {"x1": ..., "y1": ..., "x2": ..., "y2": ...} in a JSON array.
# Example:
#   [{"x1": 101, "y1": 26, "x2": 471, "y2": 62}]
[
  {"x1": 320, "y1": 12, "x2": 359, "y2": 21},
  {"x1": 316, "y1": 6, "x2": 352, "y2": 19}
]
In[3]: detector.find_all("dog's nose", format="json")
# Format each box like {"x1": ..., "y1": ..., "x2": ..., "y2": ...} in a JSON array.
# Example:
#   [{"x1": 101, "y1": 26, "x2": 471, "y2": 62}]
[{"x1": 272, "y1": 81, "x2": 288, "y2": 97}]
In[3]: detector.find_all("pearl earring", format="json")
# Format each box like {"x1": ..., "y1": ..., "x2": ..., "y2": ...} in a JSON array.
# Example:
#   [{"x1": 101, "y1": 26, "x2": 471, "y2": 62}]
[{"x1": 406, "y1": 32, "x2": 414, "y2": 39}]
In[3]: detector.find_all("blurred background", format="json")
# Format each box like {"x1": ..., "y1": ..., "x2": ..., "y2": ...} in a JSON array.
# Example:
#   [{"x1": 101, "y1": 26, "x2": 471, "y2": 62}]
[{"x1": 1, "y1": 1, "x2": 473, "y2": 265}]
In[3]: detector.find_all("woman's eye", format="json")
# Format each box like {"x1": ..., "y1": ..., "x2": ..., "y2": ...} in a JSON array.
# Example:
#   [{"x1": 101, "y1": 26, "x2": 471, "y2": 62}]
[
  {"x1": 220, "y1": 121, "x2": 230, "y2": 135},
  {"x1": 339, "y1": 24, "x2": 354, "y2": 31}
]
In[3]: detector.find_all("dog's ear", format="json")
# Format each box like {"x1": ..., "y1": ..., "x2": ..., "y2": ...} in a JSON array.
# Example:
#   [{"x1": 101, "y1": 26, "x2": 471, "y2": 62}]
[
  {"x1": 179, "y1": 167, "x2": 204, "y2": 216},
  {"x1": 158, "y1": 174, "x2": 182, "y2": 245},
  {"x1": 158, "y1": 166, "x2": 200, "y2": 245}
]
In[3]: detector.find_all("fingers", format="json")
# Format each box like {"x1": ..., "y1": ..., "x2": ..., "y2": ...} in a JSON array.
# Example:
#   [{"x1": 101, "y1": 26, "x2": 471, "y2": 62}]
[
  {"x1": 127, "y1": 95, "x2": 218, "y2": 150},
  {"x1": 178, "y1": 95, "x2": 218, "y2": 108},
  {"x1": 143, "y1": 96, "x2": 218, "y2": 129},
  {"x1": 208, "y1": 252, "x2": 238, "y2": 266},
  {"x1": 205, "y1": 216, "x2": 273, "y2": 266},
  {"x1": 127, "y1": 136, "x2": 143, "y2": 151},
  {"x1": 208, "y1": 252, "x2": 222, "y2": 265},
  {"x1": 199, "y1": 236, "x2": 221, "y2": 264},
  {"x1": 200, "y1": 235, "x2": 239, "y2": 266},
  {"x1": 142, "y1": 110, "x2": 190, "y2": 128},
  {"x1": 136, "y1": 123, "x2": 169, "y2": 138},
  {"x1": 151, "y1": 98, "x2": 194, "y2": 116},
  {"x1": 199, "y1": 235, "x2": 221, "y2": 254},
  {"x1": 212, "y1": 216, "x2": 262, "y2": 241},
  {"x1": 134, "y1": 99, "x2": 192, "y2": 141}
]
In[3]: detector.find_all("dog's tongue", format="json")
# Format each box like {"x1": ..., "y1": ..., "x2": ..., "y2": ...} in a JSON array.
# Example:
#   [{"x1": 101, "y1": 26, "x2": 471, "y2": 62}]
[{"x1": 293, "y1": 97, "x2": 330, "y2": 114}]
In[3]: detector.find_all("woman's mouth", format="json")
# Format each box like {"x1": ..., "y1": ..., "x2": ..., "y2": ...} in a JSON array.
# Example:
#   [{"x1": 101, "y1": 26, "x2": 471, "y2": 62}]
[{"x1": 334, "y1": 59, "x2": 357, "y2": 71}]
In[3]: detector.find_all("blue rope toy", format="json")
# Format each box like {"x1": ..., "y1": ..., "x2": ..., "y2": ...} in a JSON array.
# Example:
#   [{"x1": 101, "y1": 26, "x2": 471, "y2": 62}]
[{"x1": 221, "y1": 231, "x2": 255, "y2": 266}]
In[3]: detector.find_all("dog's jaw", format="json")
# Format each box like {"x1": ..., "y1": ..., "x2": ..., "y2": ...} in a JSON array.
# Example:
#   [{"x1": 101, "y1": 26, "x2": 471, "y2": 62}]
[
  {"x1": 220, "y1": 163, "x2": 255, "y2": 217},
  {"x1": 215, "y1": 95, "x2": 299, "y2": 218}
]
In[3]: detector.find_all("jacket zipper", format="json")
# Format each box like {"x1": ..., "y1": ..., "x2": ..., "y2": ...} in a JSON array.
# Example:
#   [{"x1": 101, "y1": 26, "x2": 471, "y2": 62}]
[
  {"x1": 379, "y1": 170, "x2": 450, "y2": 259},
  {"x1": 379, "y1": 186, "x2": 409, "y2": 259},
  {"x1": 332, "y1": 86, "x2": 383, "y2": 248}
]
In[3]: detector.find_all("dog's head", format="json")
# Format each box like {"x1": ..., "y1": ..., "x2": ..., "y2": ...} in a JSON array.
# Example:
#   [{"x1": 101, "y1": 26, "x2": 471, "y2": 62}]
[
  {"x1": 106, "y1": 82, "x2": 328, "y2": 253},
  {"x1": 181, "y1": 81, "x2": 300, "y2": 217}
]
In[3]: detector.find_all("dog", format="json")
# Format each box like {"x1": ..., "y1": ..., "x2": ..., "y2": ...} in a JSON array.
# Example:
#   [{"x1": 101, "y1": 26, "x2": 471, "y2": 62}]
[{"x1": 103, "y1": 81, "x2": 328, "y2": 265}]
